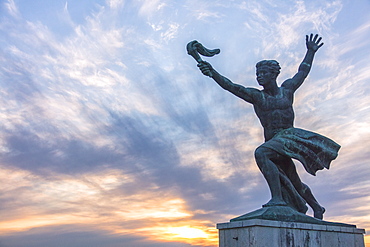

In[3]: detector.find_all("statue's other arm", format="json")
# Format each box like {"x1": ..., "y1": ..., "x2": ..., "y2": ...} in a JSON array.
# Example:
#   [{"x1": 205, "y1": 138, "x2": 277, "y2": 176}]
[
  {"x1": 198, "y1": 61, "x2": 258, "y2": 104},
  {"x1": 282, "y1": 34, "x2": 324, "y2": 92}
]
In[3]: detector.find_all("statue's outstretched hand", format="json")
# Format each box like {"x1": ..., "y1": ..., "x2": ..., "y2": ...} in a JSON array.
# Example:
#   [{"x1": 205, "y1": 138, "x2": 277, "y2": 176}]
[
  {"x1": 306, "y1": 33, "x2": 324, "y2": 52},
  {"x1": 197, "y1": 61, "x2": 213, "y2": 77}
]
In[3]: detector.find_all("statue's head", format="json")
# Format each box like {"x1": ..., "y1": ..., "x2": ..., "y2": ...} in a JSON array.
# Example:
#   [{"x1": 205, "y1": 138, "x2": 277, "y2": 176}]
[{"x1": 256, "y1": 60, "x2": 281, "y2": 79}]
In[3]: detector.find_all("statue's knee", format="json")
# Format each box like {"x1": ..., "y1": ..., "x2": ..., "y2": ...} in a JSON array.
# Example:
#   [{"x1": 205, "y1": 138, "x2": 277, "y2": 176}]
[{"x1": 254, "y1": 146, "x2": 267, "y2": 162}]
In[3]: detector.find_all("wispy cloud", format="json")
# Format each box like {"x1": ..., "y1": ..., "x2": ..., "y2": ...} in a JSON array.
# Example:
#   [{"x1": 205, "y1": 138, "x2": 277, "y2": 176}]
[{"x1": 3, "y1": 0, "x2": 19, "y2": 18}]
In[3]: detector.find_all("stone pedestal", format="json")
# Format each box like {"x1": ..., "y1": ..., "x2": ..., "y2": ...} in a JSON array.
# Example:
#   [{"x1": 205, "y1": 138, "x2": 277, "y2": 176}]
[
  {"x1": 217, "y1": 206, "x2": 365, "y2": 247},
  {"x1": 217, "y1": 219, "x2": 365, "y2": 247}
]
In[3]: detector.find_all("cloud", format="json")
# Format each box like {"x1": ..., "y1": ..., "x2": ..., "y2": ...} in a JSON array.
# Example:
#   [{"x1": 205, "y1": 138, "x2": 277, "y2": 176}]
[
  {"x1": 107, "y1": 0, "x2": 125, "y2": 9},
  {"x1": 138, "y1": 0, "x2": 167, "y2": 17},
  {"x1": 3, "y1": 0, "x2": 19, "y2": 18},
  {"x1": 0, "y1": 164, "x2": 220, "y2": 246},
  {"x1": 0, "y1": 225, "x2": 192, "y2": 247}
]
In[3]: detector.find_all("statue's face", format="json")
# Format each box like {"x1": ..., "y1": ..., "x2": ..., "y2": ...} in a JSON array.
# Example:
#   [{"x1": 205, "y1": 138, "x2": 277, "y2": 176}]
[{"x1": 256, "y1": 66, "x2": 275, "y2": 86}]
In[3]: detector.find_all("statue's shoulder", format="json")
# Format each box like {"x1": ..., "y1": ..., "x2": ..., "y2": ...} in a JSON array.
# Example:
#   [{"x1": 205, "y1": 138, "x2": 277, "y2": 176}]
[
  {"x1": 247, "y1": 87, "x2": 263, "y2": 98},
  {"x1": 235, "y1": 86, "x2": 263, "y2": 104},
  {"x1": 247, "y1": 87, "x2": 262, "y2": 93},
  {"x1": 280, "y1": 84, "x2": 295, "y2": 97}
]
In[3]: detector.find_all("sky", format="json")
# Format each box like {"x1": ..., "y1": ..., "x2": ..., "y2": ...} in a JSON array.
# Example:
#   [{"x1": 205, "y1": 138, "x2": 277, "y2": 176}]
[{"x1": 0, "y1": 0, "x2": 369, "y2": 246}]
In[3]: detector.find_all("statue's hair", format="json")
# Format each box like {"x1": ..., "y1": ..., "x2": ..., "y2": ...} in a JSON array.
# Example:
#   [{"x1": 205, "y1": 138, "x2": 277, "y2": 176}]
[{"x1": 256, "y1": 60, "x2": 281, "y2": 76}]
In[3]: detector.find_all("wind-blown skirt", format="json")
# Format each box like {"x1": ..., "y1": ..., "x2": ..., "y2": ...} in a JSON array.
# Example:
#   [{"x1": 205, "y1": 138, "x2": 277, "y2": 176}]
[{"x1": 262, "y1": 128, "x2": 340, "y2": 176}]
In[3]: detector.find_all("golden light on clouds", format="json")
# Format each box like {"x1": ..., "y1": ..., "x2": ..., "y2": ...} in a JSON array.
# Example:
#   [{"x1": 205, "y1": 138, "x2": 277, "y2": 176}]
[
  {"x1": 0, "y1": 164, "x2": 219, "y2": 246},
  {"x1": 167, "y1": 226, "x2": 208, "y2": 238},
  {"x1": 0, "y1": 214, "x2": 95, "y2": 234},
  {"x1": 135, "y1": 223, "x2": 218, "y2": 246},
  {"x1": 160, "y1": 225, "x2": 218, "y2": 246}
]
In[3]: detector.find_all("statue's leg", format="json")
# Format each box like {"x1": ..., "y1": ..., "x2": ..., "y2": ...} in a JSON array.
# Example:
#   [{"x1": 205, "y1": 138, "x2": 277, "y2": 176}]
[
  {"x1": 254, "y1": 146, "x2": 286, "y2": 207},
  {"x1": 282, "y1": 159, "x2": 325, "y2": 219}
]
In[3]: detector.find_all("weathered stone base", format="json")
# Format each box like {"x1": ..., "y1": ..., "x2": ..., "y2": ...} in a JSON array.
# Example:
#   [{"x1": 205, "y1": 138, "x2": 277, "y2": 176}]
[{"x1": 217, "y1": 218, "x2": 365, "y2": 247}]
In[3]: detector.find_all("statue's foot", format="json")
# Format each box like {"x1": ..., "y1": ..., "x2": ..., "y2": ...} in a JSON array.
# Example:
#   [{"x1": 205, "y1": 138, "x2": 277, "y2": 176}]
[
  {"x1": 262, "y1": 199, "x2": 287, "y2": 207},
  {"x1": 314, "y1": 206, "x2": 325, "y2": 220}
]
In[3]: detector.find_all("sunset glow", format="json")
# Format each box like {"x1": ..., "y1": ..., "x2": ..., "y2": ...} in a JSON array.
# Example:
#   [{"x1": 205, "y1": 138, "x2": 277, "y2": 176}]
[{"x1": 1, "y1": 0, "x2": 370, "y2": 246}]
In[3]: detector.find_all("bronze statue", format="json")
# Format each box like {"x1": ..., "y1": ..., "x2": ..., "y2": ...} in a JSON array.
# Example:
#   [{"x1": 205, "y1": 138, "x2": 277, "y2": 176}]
[{"x1": 189, "y1": 34, "x2": 340, "y2": 220}]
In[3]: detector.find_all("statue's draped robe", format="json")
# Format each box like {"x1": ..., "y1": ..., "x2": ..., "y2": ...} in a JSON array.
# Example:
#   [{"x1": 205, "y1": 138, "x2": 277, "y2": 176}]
[{"x1": 264, "y1": 127, "x2": 340, "y2": 176}]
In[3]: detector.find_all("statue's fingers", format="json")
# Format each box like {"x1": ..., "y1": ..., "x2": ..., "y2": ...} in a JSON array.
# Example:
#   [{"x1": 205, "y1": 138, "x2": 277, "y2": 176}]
[
  {"x1": 313, "y1": 34, "x2": 318, "y2": 42},
  {"x1": 317, "y1": 37, "x2": 322, "y2": 44},
  {"x1": 201, "y1": 67, "x2": 210, "y2": 73},
  {"x1": 198, "y1": 63, "x2": 207, "y2": 69},
  {"x1": 310, "y1": 33, "x2": 313, "y2": 41},
  {"x1": 197, "y1": 61, "x2": 205, "y2": 67},
  {"x1": 318, "y1": 42, "x2": 324, "y2": 48},
  {"x1": 306, "y1": 35, "x2": 308, "y2": 42}
]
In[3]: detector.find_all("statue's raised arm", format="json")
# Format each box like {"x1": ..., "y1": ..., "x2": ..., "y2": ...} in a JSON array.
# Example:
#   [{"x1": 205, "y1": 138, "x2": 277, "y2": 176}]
[{"x1": 282, "y1": 34, "x2": 324, "y2": 92}]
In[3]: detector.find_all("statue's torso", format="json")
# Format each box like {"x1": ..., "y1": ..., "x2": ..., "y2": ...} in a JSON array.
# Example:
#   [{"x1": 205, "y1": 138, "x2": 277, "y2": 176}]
[{"x1": 253, "y1": 87, "x2": 295, "y2": 141}]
